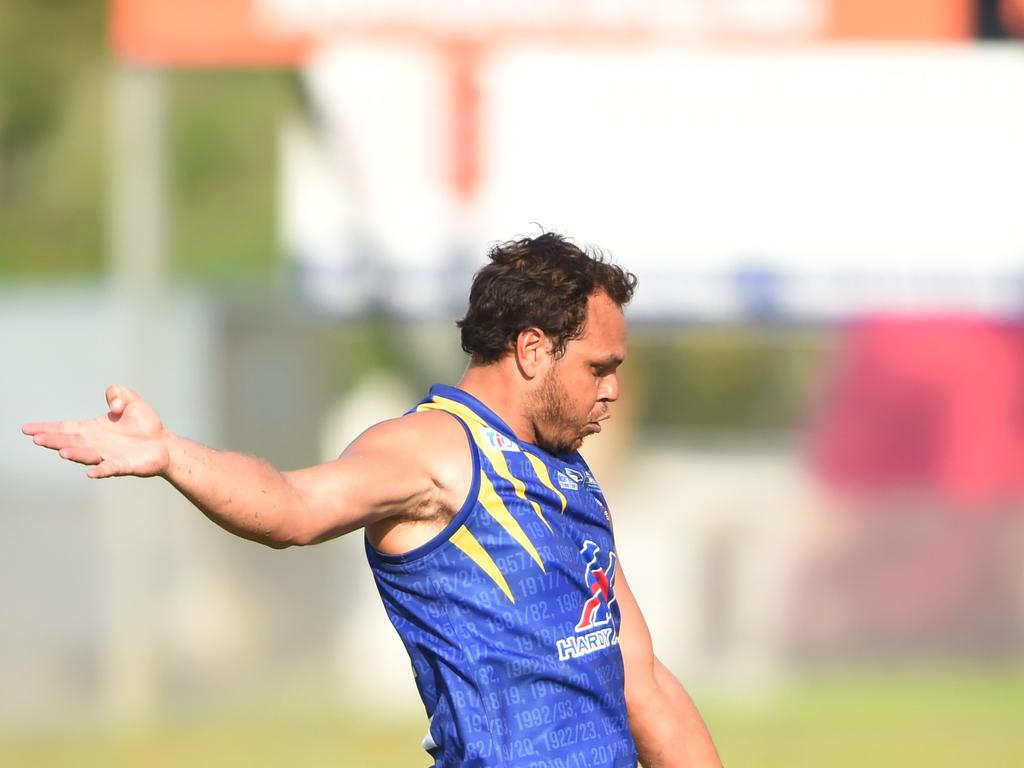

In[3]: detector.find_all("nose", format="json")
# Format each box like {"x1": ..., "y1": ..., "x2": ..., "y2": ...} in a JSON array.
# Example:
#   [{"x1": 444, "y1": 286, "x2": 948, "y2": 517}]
[{"x1": 599, "y1": 373, "x2": 620, "y2": 403}]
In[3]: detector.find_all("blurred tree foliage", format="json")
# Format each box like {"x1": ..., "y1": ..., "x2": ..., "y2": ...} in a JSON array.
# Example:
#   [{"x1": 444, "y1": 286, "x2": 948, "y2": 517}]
[
  {"x1": 628, "y1": 327, "x2": 827, "y2": 432},
  {"x1": 0, "y1": 1, "x2": 107, "y2": 276},
  {"x1": 0, "y1": 1, "x2": 291, "y2": 281},
  {"x1": 167, "y1": 70, "x2": 294, "y2": 282}
]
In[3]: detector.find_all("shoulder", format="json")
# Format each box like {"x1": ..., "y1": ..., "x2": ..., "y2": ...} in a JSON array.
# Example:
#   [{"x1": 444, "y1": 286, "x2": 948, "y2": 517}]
[
  {"x1": 345, "y1": 408, "x2": 468, "y2": 457},
  {"x1": 344, "y1": 409, "x2": 474, "y2": 496},
  {"x1": 354, "y1": 408, "x2": 476, "y2": 550}
]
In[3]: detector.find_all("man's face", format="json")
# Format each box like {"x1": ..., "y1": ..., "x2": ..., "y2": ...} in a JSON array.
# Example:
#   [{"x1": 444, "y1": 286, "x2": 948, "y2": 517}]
[{"x1": 529, "y1": 291, "x2": 627, "y2": 455}]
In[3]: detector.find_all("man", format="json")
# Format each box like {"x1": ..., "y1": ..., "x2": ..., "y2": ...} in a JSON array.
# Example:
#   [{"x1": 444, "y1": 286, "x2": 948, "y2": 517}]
[{"x1": 24, "y1": 233, "x2": 721, "y2": 768}]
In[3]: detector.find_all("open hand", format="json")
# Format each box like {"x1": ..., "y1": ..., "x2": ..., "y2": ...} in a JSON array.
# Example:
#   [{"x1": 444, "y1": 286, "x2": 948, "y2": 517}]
[{"x1": 22, "y1": 385, "x2": 170, "y2": 479}]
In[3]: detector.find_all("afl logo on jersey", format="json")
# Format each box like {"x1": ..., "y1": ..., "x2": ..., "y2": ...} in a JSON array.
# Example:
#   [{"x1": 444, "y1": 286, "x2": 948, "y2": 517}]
[{"x1": 556, "y1": 541, "x2": 620, "y2": 661}]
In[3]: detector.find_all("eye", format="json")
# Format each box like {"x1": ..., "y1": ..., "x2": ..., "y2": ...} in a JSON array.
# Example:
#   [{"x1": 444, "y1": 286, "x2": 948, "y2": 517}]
[{"x1": 590, "y1": 357, "x2": 623, "y2": 377}]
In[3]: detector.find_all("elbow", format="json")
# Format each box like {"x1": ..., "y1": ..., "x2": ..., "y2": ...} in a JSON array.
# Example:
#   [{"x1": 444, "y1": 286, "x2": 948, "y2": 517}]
[
  {"x1": 248, "y1": 528, "x2": 295, "y2": 549},
  {"x1": 262, "y1": 536, "x2": 297, "y2": 550},
  {"x1": 257, "y1": 503, "x2": 319, "y2": 549},
  {"x1": 257, "y1": 522, "x2": 315, "y2": 549},
  {"x1": 625, "y1": 674, "x2": 662, "y2": 723},
  {"x1": 262, "y1": 527, "x2": 316, "y2": 549}
]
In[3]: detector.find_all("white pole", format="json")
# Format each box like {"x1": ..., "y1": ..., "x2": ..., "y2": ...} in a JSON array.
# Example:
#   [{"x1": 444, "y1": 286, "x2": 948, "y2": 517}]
[{"x1": 103, "y1": 64, "x2": 167, "y2": 722}]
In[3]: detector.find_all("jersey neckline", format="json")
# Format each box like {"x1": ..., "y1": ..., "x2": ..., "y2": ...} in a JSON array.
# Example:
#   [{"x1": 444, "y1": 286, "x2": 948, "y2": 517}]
[
  {"x1": 425, "y1": 383, "x2": 589, "y2": 468},
  {"x1": 426, "y1": 383, "x2": 519, "y2": 439}
]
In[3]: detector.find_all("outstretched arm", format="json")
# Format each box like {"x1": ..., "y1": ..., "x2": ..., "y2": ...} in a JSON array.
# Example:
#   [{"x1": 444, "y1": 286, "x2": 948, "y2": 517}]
[
  {"x1": 23, "y1": 385, "x2": 460, "y2": 549},
  {"x1": 616, "y1": 565, "x2": 723, "y2": 768}
]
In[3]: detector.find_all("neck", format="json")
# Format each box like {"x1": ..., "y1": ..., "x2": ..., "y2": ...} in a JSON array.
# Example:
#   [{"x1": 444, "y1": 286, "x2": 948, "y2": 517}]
[{"x1": 457, "y1": 360, "x2": 537, "y2": 444}]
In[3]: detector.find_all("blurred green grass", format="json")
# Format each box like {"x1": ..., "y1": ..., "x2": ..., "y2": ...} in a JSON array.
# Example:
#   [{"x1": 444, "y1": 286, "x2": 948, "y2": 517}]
[
  {"x1": 703, "y1": 665, "x2": 1024, "y2": 767},
  {"x1": 2, "y1": 665, "x2": 1022, "y2": 767},
  {"x1": 0, "y1": 708, "x2": 428, "y2": 768}
]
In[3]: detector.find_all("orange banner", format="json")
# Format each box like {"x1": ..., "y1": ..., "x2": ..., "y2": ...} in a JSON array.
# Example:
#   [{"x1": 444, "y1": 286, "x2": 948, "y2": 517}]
[
  {"x1": 111, "y1": 0, "x2": 311, "y2": 67},
  {"x1": 829, "y1": 0, "x2": 973, "y2": 40},
  {"x1": 112, "y1": 0, "x2": 992, "y2": 67}
]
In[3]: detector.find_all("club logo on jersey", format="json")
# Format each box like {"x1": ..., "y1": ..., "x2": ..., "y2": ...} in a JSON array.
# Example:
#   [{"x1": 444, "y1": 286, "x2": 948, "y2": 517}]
[
  {"x1": 482, "y1": 428, "x2": 520, "y2": 452},
  {"x1": 564, "y1": 468, "x2": 584, "y2": 485},
  {"x1": 556, "y1": 540, "x2": 619, "y2": 661},
  {"x1": 556, "y1": 470, "x2": 578, "y2": 491},
  {"x1": 559, "y1": 467, "x2": 600, "y2": 490}
]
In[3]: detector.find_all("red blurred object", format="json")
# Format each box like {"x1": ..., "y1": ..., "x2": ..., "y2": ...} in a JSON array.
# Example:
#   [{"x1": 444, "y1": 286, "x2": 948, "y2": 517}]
[
  {"x1": 1004, "y1": 0, "x2": 1024, "y2": 35},
  {"x1": 811, "y1": 315, "x2": 1024, "y2": 510},
  {"x1": 444, "y1": 42, "x2": 482, "y2": 205}
]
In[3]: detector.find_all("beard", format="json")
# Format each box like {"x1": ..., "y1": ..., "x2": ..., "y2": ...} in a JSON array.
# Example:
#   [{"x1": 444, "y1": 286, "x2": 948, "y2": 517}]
[{"x1": 529, "y1": 368, "x2": 597, "y2": 456}]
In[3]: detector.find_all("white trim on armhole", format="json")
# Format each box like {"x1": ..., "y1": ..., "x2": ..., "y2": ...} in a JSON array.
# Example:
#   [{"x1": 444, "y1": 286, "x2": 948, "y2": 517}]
[{"x1": 421, "y1": 714, "x2": 438, "y2": 751}]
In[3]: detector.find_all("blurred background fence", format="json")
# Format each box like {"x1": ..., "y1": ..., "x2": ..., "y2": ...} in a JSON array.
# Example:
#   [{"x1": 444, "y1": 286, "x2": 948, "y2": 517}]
[{"x1": 2, "y1": 2, "x2": 1024, "y2": 766}]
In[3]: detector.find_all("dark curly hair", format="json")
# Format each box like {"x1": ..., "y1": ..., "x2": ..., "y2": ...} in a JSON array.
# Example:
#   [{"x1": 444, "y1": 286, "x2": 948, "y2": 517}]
[{"x1": 457, "y1": 232, "x2": 637, "y2": 364}]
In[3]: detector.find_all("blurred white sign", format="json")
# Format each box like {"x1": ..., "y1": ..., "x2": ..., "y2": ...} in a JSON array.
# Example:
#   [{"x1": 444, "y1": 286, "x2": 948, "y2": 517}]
[
  {"x1": 285, "y1": 45, "x2": 1024, "y2": 319},
  {"x1": 260, "y1": 0, "x2": 824, "y2": 39}
]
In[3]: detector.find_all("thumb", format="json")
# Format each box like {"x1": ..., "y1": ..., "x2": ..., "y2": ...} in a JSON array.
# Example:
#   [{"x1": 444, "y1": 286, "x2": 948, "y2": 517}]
[{"x1": 105, "y1": 384, "x2": 141, "y2": 416}]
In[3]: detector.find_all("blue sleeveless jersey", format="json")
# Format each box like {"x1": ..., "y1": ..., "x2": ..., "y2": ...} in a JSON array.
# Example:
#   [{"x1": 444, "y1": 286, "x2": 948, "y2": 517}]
[{"x1": 365, "y1": 384, "x2": 638, "y2": 767}]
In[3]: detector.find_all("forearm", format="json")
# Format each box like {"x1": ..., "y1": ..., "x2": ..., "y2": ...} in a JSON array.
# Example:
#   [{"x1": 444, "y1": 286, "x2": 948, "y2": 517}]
[
  {"x1": 25, "y1": 386, "x2": 437, "y2": 548},
  {"x1": 162, "y1": 431, "x2": 311, "y2": 548},
  {"x1": 630, "y1": 660, "x2": 722, "y2": 768}
]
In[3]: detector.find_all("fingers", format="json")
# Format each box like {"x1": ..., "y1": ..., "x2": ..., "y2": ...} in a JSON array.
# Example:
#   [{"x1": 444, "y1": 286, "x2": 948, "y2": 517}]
[
  {"x1": 105, "y1": 384, "x2": 140, "y2": 416},
  {"x1": 31, "y1": 432, "x2": 86, "y2": 451},
  {"x1": 22, "y1": 420, "x2": 81, "y2": 437},
  {"x1": 87, "y1": 460, "x2": 121, "y2": 479},
  {"x1": 33, "y1": 435, "x2": 119, "y2": 475},
  {"x1": 58, "y1": 446, "x2": 103, "y2": 466}
]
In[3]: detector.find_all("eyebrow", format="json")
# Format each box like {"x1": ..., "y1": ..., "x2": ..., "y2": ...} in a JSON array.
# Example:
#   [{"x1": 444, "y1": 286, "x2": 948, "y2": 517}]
[{"x1": 592, "y1": 355, "x2": 625, "y2": 368}]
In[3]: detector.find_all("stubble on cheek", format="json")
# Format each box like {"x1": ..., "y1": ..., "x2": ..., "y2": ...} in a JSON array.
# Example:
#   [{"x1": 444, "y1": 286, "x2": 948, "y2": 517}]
[{"x1": 531, "y1": 370, "x2": 590, "y2": 455}]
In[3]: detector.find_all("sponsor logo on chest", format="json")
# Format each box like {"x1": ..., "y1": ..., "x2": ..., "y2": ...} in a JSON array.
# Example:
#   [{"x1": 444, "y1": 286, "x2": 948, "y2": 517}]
[
  {"x1": 482, "y1": 428, "x2": 520, "y2": 452},
  {"x1": 556, "y1": 540, "x2": 620, "y2": 661}
]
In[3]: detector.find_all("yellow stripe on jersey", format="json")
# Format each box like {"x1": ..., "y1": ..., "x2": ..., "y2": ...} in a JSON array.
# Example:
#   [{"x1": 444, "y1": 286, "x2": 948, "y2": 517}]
[
  {"x1": 450, "y1": 525, "x2": 515, "y2": 603},
  {"x1": 419, "y1": 394, "x2": 550, "y2": 576},
  {"x1": 428, "y1": 395, "x2": 553, "y2": 533},
  {"x1": 478, "y1": 471, "x2": 545, "y2": 572},
  {"x1": 522, "y1": 451, "x2": 568, "y2": 515},
  {"x1": 478, "y1": 442, "x2": 553, "y2": 532},
  {"x1": 416, "y1": 398, "x2": 486, "y2": 426}
]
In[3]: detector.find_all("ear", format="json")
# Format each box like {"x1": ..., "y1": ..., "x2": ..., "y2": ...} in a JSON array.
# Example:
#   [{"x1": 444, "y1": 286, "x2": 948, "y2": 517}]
[{"x1": 514, "y1": 327, "x2": 551, "y2": 380}]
